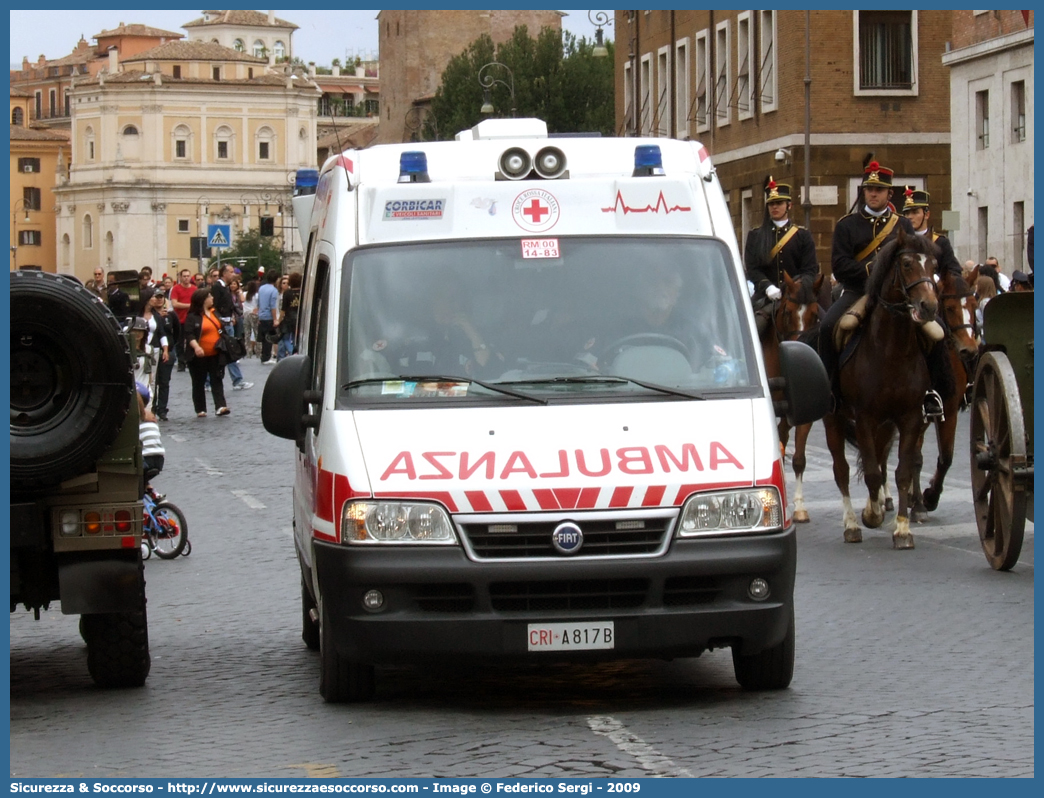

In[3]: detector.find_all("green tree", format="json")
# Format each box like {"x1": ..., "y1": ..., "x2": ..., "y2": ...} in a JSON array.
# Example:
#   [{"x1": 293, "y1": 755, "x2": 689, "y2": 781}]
[
  {"x1": 207, "y1": 228, "x2": 282, "y2": 283},
  {"x1": 427, "y1": 27, "x2": 615, "y2": 140}
]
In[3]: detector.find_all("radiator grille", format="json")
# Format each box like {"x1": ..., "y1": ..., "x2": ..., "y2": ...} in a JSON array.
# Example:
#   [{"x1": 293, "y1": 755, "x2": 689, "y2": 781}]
[
  {"x1": 460, "y1": 517, "x2": 670, "y2": 560},
  {"x1": 489, "y1": 579, "x2": 649, "y2": 612}
]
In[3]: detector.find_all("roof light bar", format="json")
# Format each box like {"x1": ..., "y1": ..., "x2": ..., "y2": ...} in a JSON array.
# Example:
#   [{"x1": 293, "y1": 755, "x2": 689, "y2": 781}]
[
  {"x1": 633, "y1": 144, "x2": 665, "y2": 177},
  {"x1": 398, "y1": 151, "x2": 431, "y2": 184}
]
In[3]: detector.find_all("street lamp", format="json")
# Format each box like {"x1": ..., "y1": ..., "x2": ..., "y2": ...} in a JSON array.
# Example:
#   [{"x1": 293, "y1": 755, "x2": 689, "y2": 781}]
[
  {"x1": 478, "y1": 61, "x2": 515, "y2": 118},
  {"x1": 405, "y1": 105, "x2": 438, "y2": 142},
  {"x1": 195, "y1": 195, "x2": 211, "y2": 277},
  {"x1": 588, "y1": 11, "x2": 612, "y2": 58}
]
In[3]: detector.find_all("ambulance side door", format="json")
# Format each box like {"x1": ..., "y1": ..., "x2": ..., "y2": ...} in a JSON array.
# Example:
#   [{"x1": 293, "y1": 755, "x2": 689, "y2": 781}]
[{"x1": 294, "y1": 245, "x2": 331, "y2": 579}]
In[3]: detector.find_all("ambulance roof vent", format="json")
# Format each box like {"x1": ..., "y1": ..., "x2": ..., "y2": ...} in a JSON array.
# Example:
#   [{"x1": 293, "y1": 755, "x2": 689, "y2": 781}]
[{"x1": 457, "y1": 118, "x2": 549, "y2": 141}]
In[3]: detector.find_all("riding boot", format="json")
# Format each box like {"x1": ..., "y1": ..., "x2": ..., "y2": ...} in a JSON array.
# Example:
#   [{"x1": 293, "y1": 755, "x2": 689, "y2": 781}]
[
  {"x1": 922, "y1": 390, "x2": 945, "y2": 422},
  {"x1": 818, "y1": 324, "x2": 841, "y2": 412},
  {"x1": 923, "y1": 340, "x2": 954, "y2": 421},
  {"x1": 754, "y1": 307, "x2": 771, "y2": 338}
]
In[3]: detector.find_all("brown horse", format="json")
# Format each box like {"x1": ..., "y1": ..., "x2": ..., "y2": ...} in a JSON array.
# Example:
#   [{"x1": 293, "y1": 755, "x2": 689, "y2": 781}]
[
  {"x1": 822, "y1": 227, "x2": 940, "y2": 548},
  {"x1": 914, "y1": 267, "x2": 980, "y2": 514},
  {"x1": 762, "y1": 272, "x2": 824, "y2": 522}
]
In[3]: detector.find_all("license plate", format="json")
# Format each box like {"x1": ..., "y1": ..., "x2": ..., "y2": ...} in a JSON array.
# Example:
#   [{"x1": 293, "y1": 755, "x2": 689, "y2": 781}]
[{"x1": 528, "y1": 622, "x2": 615, "y2": 651}]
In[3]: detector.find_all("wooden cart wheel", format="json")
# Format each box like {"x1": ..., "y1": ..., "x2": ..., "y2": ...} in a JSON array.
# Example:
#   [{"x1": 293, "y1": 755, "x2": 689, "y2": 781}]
[{"x1": 969, "y1": 352, "x2": 1028, "y2": 571}]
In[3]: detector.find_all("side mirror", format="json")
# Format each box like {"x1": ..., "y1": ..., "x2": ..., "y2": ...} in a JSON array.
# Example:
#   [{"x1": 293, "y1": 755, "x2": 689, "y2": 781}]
[
  {"x1": 261, "y1": 354, "x2": 319, "y2": 443},
  {"x1": 775, "y1": 341, "x2": 830, "y2": 426}
]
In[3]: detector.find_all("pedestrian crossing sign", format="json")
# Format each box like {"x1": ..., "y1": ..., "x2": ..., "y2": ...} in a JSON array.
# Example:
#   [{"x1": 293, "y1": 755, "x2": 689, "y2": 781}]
[{"x1": 207, "y1": 224, "x2": 231, "y2": 248}]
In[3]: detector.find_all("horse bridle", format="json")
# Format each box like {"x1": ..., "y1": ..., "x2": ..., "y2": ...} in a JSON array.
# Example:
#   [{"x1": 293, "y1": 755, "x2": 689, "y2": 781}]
[
  {"x1": 773, "y1": 293, "x2": 817, "y2": 342},
  {"x1": 880, "y1": 248, "x2": 937, "y2": 314},
  {"x1": 939, "y1": 289, "x2": 980, "y2": 341}
]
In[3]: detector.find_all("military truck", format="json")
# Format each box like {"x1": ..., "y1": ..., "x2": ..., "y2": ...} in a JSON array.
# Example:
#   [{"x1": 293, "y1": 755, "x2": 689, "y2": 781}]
[{"x1": 11, "y1": 270, "x2": 150, "y2": 687}]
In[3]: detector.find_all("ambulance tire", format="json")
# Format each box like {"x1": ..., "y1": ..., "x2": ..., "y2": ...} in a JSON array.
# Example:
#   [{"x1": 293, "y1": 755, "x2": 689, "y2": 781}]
[
  {"x1": 10, "y1": 271, "x2": 133, "y2": 492},
  {"x1": 731, "y1": 607, "x2": 794, "y2": 690},
  {"x1": 319, "y1": 601, "x2": 375, "y2": 703},
  {"x1": 302, "y1": 577, "x2": 320, "y2": 651}
]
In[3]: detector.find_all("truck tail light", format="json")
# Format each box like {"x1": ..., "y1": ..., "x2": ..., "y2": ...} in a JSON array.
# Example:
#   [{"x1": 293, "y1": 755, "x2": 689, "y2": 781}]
[
  {"x1": 114, "y1": 509, "x2": 133, "y2": 533},
  {"x1": 84, "y1": 511, "x2": 102, "y2": 535}
]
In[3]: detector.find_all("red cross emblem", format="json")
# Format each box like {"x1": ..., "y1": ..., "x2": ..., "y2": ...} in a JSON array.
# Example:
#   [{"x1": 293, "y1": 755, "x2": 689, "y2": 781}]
[
  {"x1": 522, "y1": 199, "x2": 549, "y2": 224},
  {"x1": 513, "y1": 188, "x2": 560, "y2": 232}
]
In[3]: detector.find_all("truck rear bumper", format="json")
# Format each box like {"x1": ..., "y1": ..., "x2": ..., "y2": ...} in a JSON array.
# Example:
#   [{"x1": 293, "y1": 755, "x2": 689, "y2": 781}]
[{"x1": 314, "y1": 527, "x2": 795, "y2": 663}]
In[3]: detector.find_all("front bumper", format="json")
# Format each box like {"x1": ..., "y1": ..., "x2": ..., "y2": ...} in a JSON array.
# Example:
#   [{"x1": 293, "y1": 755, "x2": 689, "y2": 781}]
[{"x1": 314, "y1": 526, "x2": 795, "y2": 664}]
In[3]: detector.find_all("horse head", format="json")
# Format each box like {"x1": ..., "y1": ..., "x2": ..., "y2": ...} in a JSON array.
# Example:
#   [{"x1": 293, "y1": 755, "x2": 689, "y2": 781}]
[
  {"x1": 775, "y1": 272, "x2": 824, "y2": 341},
  {"x1": 866, "y1": 225, "x2": 939, "y2": 325},
  {"x1": 938, "y1": 269, "x2": 980, "y2": 356}
]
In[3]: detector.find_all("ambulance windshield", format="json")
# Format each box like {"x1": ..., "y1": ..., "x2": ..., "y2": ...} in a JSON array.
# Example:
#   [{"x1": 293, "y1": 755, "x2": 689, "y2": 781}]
[{"x1": 340, "y1": 237, "x2": 757, "y2": 403}]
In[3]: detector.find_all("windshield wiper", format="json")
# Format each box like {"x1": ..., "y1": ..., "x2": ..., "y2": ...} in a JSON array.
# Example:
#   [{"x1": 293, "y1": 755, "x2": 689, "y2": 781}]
[
  {"x1": 343, "y1": 375, "x2": 547, "y2": 405},
  {"x1": 501, "y1": 375, "x2": 707, "y2": 401}
]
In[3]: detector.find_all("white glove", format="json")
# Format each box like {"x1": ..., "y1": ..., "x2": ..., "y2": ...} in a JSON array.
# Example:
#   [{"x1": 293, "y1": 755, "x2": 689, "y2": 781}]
[
  {"x1": 746, "y1": 280, "x2": 756, "y2": 298},
  {"x1": 765, "y1": 284, "x2": 782, "y2": 301}
]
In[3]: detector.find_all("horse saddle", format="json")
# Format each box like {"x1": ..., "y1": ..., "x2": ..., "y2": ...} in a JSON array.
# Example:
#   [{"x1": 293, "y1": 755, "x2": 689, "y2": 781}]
[{"x1": 832, "y1": 294, "x2": 945, "y2": 353}]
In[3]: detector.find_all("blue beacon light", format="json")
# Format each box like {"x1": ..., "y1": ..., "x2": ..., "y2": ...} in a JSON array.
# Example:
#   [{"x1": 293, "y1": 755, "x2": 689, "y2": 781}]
[
  {"x1": 398, "y1": 151, "x2": 431, "y2": 183},
  {"x1": 633, "y1": 145, "x2": 665, "y2": 177},
  {"x1": 293, "y1": 168, "x2": 319, "y2": 196}
]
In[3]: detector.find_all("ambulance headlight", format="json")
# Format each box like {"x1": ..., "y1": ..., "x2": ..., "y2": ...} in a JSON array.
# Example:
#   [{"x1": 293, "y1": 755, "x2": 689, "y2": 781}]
[
  {"x1": 677, "y1": 488, "x2": 783, "y2": 536},
  {"x1": 342, "y1": 501, "x2": 457, "y2": 545}
]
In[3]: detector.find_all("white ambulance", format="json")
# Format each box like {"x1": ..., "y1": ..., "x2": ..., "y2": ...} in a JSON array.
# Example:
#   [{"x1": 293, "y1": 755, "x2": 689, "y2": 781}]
[{"x1": 263, "y1": 119, "x2": 828, "y2": 702}]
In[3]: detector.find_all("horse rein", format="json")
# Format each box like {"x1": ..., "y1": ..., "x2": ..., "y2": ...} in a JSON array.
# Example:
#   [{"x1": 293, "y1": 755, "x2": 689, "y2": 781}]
[
  {"x1": 938, "y1": 289, "x2": 980, "y2": 340},
  {"x1": 880, "y1": 248, "x2": 937, "y2": 314}
]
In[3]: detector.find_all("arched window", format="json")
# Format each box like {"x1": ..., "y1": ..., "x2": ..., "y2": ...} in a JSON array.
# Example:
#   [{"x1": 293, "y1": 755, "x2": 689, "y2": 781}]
[
  {"x1": 253, "y1": 39, "x2": 266, "y2": 58},
  {"x1": 273, "y1": 40, "x2": 285, "y2": 60},
  {"x1": 61, "y1": 234, "x2": 70, "y2": 268},
  {"x1": 12, "y1": 107, "x2": 24, "y2": 125},
  {"x1": 256, "y1": 125, "x2": 275, "y2": 162},
  {"x1": 121, "y1": 124, "x2": 141, "y2": 161},
  {"x1": 84, "y1": 125, "x2": 96, "y2": 161},
  {"x1": 82, "y1": 214, "x2": 93, "y2": 249},
  {"x1": 233, "y1": 38, "x2": 245, "y2": 52},
  {"x1": 215, "y1": 124, "x2": 234, "y2": 161},
  {"x1": 105, "y1": 231, "x2": 114, "y2": 263},
  {"x1": 172, "y1": 123, "x2": 192, "y2": 160}
]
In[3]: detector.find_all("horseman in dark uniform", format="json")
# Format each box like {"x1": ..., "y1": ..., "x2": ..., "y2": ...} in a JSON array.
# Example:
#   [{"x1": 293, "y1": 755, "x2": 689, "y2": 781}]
[
  {"x1": 900, "y1": 187, "x2": 962, "y2": 278},
  {"x1": 744, "y1": 177, "x2": 819, "y2": 336},
  {"x1": 819, "y1": 159, "x2": 949, "y2": 419}
]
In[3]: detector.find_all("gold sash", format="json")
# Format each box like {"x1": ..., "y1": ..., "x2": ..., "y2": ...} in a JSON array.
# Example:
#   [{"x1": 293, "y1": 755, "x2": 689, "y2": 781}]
[
  {"x1": 856, "y1": 214, "x2": 898, "y2": 264},
  {"x1": 768, "y1": 226, "x2": 799, "y2": 261}
]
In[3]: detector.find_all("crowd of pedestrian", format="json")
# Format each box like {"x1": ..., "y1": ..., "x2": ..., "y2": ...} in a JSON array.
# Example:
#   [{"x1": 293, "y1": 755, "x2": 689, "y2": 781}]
[{"x1": 88, "y1": 264, "x2": 296, "y2": 422}]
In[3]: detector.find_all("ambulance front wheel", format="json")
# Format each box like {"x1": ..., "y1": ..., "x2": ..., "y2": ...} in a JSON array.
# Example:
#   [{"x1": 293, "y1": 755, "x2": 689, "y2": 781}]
[
  {"x1": 318, "y1": 601, "x2": 375, "y2": 703},
  {"x1": 731, "y1": 607, "x2": 795, "y2": 690},
  {"x1": 301, "y1": 577, "x2": 320, "y2": 651}
]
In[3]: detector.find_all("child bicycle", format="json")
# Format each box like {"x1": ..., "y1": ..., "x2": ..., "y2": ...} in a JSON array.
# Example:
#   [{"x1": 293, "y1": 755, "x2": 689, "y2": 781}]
[{"x1": 141, "y1": 485, "x2": 190, "y2": 560}]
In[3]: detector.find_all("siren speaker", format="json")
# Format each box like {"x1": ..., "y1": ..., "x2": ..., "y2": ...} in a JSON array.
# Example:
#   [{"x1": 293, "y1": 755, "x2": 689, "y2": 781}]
[
  {"x1": 533, "y1": 146, "x2": 567, "y2": 179},
  {"x1": 498, "y1": 147, "x2": 532, "y2": 180}
]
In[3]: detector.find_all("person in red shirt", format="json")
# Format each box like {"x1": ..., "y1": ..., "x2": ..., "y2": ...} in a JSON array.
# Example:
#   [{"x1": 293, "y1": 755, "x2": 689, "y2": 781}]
[{"x1": 169, "y1": 269, "x2": 196, "y2": 372}]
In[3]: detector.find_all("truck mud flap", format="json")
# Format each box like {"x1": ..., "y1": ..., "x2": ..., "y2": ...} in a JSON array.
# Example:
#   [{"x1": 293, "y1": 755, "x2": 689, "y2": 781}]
[{"x1": 58, "y1": 554, "x2": 144, "y2": 615}]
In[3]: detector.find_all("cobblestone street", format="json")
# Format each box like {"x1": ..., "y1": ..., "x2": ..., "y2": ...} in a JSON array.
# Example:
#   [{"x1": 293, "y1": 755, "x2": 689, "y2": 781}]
[{"x1": 10, "y1": 357, "x2": 1034, "y2": 778}]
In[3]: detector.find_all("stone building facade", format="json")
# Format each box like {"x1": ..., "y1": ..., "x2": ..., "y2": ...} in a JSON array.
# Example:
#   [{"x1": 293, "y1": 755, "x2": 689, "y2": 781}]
[
  {"x1": 614, "y1": 10, "x2": 955, "y2": 272},
  {"x1": 943, "y1": 10, "x2": 1033, "y2": 269},
  {"x1": 183, "y1": 10, "x2": 297, "y2": 64},
  {"x1": 52, "y1": 41, "x2": 318, "y2": 283},
  {"x1": 10, "y1": 87, "x2": 69, "y2": 272},
  {"x1": 11, "y1": 24, "x2": 183, "y2": 127},
  {"x1": 376, "y1": 9, "x2": 563, "y2": 144}
]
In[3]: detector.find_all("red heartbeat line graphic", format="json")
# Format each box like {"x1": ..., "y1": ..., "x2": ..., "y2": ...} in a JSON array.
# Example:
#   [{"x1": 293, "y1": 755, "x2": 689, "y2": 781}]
[{"x1": 601, "y1": 191, "x2": 692, "y2": 214}]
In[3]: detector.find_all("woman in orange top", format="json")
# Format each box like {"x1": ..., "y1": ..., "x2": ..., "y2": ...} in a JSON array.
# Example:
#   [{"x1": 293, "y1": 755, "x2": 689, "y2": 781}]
[{"x1": 182, "y1": 288, "x2": 229, "y2": 417}]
